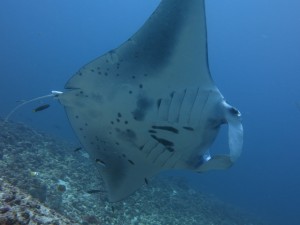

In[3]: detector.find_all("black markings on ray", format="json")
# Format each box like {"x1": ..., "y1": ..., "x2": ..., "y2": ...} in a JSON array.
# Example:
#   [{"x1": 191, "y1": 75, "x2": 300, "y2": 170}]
[
  {"x1": 75, "y1": 115, "x2": 79, "y2": 119},
  {"x1": 104, "y1": 72, "x2": 108, "y2": 76},
  {"x1": 132, "y1": 96, "x2": 154, "y2": 121},
  {"x1": 79, "y1": 128, "x2": 83, "y2": 131},
  {"x1": 128, "y1": 159, "x2": 135, "y2": 165},
  {"x1": 144, "y1": 178, "x2": 148, "y2": 185},
  {"x1": 124, "y1": 121, "x2": 128, "y2": 124},
  {"x1": 167, "y1": 147, "x2": 175, "y2": 152},
  {"x1": 183, "y1": 126, "x2": 194, "y2": 131},
  {"x1": 125, "y1": 129, "x2": 136, "y2": 140},
  {"x1": 78, "y1": 72, "x2": 82, "y2": 76},
  {"x1": 90, "y1": 69, "x2": 95, "y2": 72},
  {"x1": 139, "y1": 84, "x2": 143, "y2": 89},
  {"x1": 98, "y1": 72, "x2": 102, "y2": 75},
  {"x1": 140, "y1": 97, "x2": 153, "y2": 109},
  {"x1": 144, "y1": 73, "x2": 148, "y2": 77},
  {"x1": 115, "y1": 142, "x2": 119, "y2": 146},
  {"x1": 139, "y1": 144, "x2": 145, "y2": 151},
  {"x1": 85, "y1": 123, "x2": 88, "y2": 126},
  {"x1": 129, "y1": 91, "x2": 133, "y2": 94},
  {"x1": 148, "y1": 130, "x2": 157, "y2": 134},
  {"x1": 170, "y1": 91, "x2": 175, "y2": 98},
  {"x1": 151, "y1": 135, "x2": 174, "y2": 148},
  {"x1": 116, "y1": 118, "x2": 120, "y2": 123},
  {"x1": 117, "y1": 112, "x2": 122, "y2": 118},
  {"x1": 152, "y1": 125, "x2": 179, "y2": 134},
  {"x1": 116, "y1": 73, "x2": 120, "y2": 76},
  {"x1": 122, "y1": 154, "x2": 126, "y2": 158},
  {"x1": 157, "y1": 98, "x2": 162, "y2": 109},
  {"x1": 132, "y1": 76, "x2": 136, "y2": 79},
  {"x1": 110, "y1": 121, "x2": 114, "y2": 125}
]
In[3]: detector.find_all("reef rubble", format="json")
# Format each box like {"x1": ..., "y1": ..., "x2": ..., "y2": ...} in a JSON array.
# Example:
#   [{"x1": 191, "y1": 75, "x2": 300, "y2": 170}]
[
  {"x1": 0, "y1": 119, "x2": 269, "y2": 225},
  {"x1": 0, "y1": 178, "x2": 77, "y2": 224}
]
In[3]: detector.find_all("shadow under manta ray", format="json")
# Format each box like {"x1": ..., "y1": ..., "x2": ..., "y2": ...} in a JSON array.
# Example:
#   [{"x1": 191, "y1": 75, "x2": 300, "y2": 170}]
[{"x1": 55, "y1": 0, "x2": 244, "y2": 202}]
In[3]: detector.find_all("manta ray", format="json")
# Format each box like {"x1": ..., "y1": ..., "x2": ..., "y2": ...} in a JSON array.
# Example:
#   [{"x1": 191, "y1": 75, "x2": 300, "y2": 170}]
[{"x1": 56, "y1": 0, "x2": 243, "y2": 202}]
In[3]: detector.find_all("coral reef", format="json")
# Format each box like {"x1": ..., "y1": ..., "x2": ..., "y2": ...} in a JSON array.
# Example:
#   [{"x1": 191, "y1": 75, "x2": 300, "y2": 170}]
[
  {"x1": 0, "y1": 178, "x2": 77, "y2": 224},
  {"x1": 0, "y1": 119, "x2": 270, "y2": 224}
]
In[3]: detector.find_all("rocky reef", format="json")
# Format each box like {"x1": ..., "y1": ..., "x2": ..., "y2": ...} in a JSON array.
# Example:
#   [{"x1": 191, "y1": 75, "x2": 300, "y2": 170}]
[
  {"x1": 0, "y1": 179, "x2": 77, "y2": 224},
  {"x1": 0, "y1": 119, "x2": 269, "y2": 225}
]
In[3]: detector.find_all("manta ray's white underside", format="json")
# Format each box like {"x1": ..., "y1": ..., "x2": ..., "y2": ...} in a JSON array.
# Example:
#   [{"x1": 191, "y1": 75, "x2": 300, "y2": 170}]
[{"x1": 59, "y1": 0, "x2": 243, "y2": 202}]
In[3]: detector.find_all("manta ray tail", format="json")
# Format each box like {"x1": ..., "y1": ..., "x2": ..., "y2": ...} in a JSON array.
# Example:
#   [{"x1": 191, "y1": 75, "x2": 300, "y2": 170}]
[{"x1": 4, "y1": 90, "x2": 63, "y2": 122}]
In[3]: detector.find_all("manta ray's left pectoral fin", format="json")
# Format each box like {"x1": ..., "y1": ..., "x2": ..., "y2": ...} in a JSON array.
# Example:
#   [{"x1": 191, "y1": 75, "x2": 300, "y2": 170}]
[{"x1": 197, "y1": 101, "x2": 244, "y2": 173}]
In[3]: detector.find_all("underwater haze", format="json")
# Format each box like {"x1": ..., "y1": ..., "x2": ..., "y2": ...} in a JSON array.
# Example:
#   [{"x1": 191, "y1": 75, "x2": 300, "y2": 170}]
[{"x1": 1, "y1": 0, "x2": 300, "y2": 224}]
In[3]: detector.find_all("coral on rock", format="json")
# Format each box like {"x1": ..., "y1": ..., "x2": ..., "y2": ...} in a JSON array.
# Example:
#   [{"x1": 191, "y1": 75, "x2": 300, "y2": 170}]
[{"x1": 0, "y1": 119, "x2": 270, "y2": 225}]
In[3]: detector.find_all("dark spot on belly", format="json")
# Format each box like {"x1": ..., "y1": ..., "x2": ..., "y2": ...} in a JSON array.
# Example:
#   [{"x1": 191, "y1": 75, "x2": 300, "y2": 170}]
[
  {"x1": 132, "y1": 96, "x2": 153, "y2": 121},
  {"x1": 125, "y1": 129, "x2": 136, "y2": 140}
]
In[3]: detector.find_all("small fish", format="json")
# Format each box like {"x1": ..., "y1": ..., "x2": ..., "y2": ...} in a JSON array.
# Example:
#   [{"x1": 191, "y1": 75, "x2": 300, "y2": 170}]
[
  {"x1": 95, "y1": 159, "x2": 106, "y2": 167},
  {"x1": 30, "y1": 171, "x2": 39, "y2": 176},
  {"x1": 74, "y1": 147, "x2": 82, "y2": 152},
  {"x1": 33, "y1": 104, "x2": 50, "y2": 112},
  {"x1": 86, "y1": 189, "x2": 103, "y2": 194},
  {"x1": 57, "y1": 184, "x2": 67, "y2": 192}
]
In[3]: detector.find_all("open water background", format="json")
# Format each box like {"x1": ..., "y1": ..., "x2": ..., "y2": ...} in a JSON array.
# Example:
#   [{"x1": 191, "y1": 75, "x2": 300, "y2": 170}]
[{"x1": 1, "y1": 1, "x2": 299, "y2": 224}]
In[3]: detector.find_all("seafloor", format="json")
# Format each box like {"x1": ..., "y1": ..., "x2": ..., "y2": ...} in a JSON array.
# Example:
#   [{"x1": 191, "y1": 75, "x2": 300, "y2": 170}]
[{"x1": 0, "y1": 119, "x2": 269, "y2": 225}]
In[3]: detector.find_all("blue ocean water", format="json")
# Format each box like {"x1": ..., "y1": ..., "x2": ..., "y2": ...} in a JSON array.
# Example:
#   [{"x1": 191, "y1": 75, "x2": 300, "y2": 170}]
[{"x1": 0, "y1": 0, "x2": 299, "y2": 224}]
